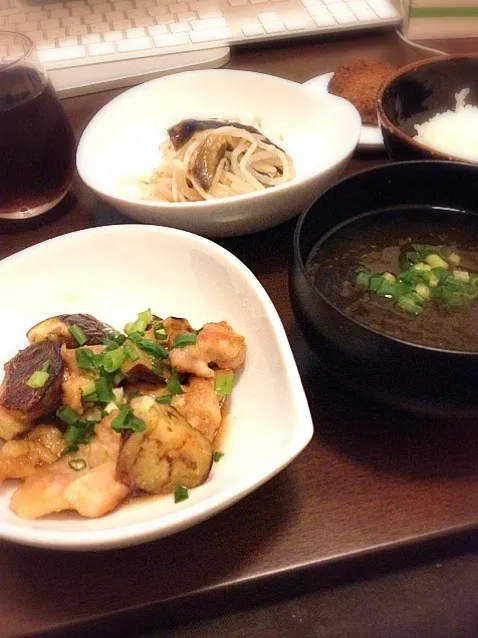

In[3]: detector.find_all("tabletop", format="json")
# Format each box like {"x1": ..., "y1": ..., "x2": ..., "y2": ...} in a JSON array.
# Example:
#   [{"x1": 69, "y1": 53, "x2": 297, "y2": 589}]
[{"x1": 1, "y1": 29, "x2": 478, "y2": 638}]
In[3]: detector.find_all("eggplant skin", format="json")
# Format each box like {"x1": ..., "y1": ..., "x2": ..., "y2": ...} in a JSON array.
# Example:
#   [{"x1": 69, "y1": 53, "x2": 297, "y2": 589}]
[
  {"x1": 0, "y1": 341, "x2": 63, "y2": 420},
  {"x1": 27, "y1": 314, "x2": 113, "y2": 348},
  {"x1": 117, "y1": 399, "x2": 213, "y2": 494}
]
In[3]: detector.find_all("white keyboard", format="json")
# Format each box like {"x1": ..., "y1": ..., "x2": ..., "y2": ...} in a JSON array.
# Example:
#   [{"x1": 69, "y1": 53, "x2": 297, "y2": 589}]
[{"x1": 3, "y1": 0, "x2": 401, "y2": 96}]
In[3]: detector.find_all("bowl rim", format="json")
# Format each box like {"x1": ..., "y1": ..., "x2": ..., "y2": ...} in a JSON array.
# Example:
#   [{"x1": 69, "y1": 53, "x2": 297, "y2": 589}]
[
  {"x1": 376, "y1": 53, "x2": 478, "y2": 163},
  {"x1": 76, "y1": 68, "x2": 362, "y2": 211},
  {"x1": 293, "y1": 158, "x2": 478, "y2": 357}
]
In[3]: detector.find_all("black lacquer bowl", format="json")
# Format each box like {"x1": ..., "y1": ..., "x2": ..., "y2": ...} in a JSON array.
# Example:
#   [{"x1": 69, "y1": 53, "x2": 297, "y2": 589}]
[
  {"x1": 377, "y1": 54, "x2": 478, "y2": 162},
  {"x1": 290, "y1": 160, "x2": 478, "y2": 418}
]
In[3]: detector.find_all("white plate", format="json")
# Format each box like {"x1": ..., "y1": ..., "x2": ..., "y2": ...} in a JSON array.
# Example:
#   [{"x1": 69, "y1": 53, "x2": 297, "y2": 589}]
[
  {"x1": 0, "y1": 225, "x2": 313, "y2": 551},
  {"x1": 303, "y1": 72, "x2": 384, "y2": 150},
  {"x1": 77, "y1": 69, "x2": 361, "y2": 237}
]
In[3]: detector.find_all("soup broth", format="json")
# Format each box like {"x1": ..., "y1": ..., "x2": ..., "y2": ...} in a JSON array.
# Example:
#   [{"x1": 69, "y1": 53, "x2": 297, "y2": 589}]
[{"x1": 306, "y1": 208, "x2": 478, "y2": 351}]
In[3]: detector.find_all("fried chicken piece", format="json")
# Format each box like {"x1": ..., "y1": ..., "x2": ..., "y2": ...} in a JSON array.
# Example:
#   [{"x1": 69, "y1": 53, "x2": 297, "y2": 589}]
[{"x1": 328, "y1": 59, "x2": 396, "y2": 125}]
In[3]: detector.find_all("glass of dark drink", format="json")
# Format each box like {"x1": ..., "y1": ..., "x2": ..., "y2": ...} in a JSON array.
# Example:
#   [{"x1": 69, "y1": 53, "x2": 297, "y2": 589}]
[{"x1": 0, "y1": 31, "x2": 75, "y2": 219}]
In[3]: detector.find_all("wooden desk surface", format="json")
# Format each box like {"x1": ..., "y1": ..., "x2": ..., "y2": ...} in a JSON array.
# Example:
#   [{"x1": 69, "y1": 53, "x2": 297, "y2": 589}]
[{"x1": 1, "y1": 30, "x2": 478, "y2": 638}]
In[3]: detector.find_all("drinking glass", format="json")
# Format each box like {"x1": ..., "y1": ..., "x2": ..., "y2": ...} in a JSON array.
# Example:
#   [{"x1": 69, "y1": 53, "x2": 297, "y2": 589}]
[{"x1": 0, "y1": 31, "x2": 76, "y2": 219}]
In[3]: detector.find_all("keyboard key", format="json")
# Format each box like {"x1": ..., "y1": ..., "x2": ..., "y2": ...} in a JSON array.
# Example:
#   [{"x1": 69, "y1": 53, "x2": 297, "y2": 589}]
[
  {"x1": 91, "y1": 22, "x2": 115, "y2": 32},
  {"x1": 354, "y1": 8, "x2": 378, "y2": 20},
  {"x1": 302, "y1": 0, "x2": 322, "y2": 5},
  {"x1": 259, "y1": 11, "x2": 282, "y2": 22},
  {"x1": 71, "y1": 6, "x2": 92, "y2": 15},
  {"x1": 115, "y1": 1, "x2": 135, "y2": 9},
  {"x1": 27, "y1": 11, "x2": 48, "y2": 21},
  {"x1": 18, "y1": 22, "x2": 38, "y2": 33},
  {"x1": 189, "y1": 26, "x2": 231, "y2": 41},
  {"x1": 40, "y1": 19, "x2": 60, "y2": 29},
  {"x1": 313, "y1": 13, "x2": 336, "y2": 24},
  {"x1": 177, "y1": 11, "x2": 198, "y2": 19},
  {"x1": 104, "y1": 30, "x2": 124, "y2": 40},
  {"x1": 170, "y1": 21, "x2": 190, "y2": 31},
  {"x1": 307, "y1": 5, "x2": 330, "y2": 15},
  {"x1": 38, "y1": 44, "x2": 86, "y2": 62},
  {"x1": 45, "y1": 2, "x2": 65, "y2": 8},
  {"x1": 156, "y1": 16, "x2": 177, "y2": 23},
  {"x1": 335, "y1": 10, "x2": 357, "y2": 21},
  {"x1": 126, "y1": 26, "x2": 147, "y2": 37},
  {"x1": 134, "y1": 16, "x2": 155, "y2": 26},
  {"x1": 46, "y1": 27, "x2": 67, "y2": 39},
  {"x1": 50, "y1": 9, "x2": 69, "y2": 19},
  {"x1": 106, "y1": 11, "x2": 127, "y2": 21},
  {"x1": 191, "y1": 17, "x2": 227, "y2": 29},
  {"x1": 229, "y1": 0, "x2": 248, "y2": 6},
  {"x1": 93, "y1": 3, "x2": 112, "y2": 12},
  {"x1": 264, "y1": 20, "x2": 285, "y2": 31},
  {"x1": 89, "y1": 41, "x2": 116, "y2": 55},
  {"x1": 58, "y1": 37, "x2": 80, "y2": 47},
  {"x1": 68, "y1": 25, "x2": 89, "y2": 36},
  {"x1": 148, "y1": 24, "x2": 168, "y2": 34},
  {"x1": 153, "y1": 32, "x2": 189, "y2": 46},
  {"x1": 242, "y1": 23, "x2": 264, "y2": 35},
  {"x1": 62, "y1": 16, "x2": 82, "y2": 27},
  {"x1": 6, "y1": 14, "x2": 25, "y2": 25},
  {"x1": 284, "y1": 17, "x2": 307, "y2": 29},
  {"x1": 81, "y1": 33, "x2": 102, "y2": 44},
  {"x1": 117, "y1": 36, "x2": 152, "y2": 50},
  {"x1": 327, "y1": 2, "x2": 349, "y2": 13},
  {"x1": 169, "y1": 3, "x2": 190, "y2": 13},
  {"x1": 250, "y1": 0, "x2": 269, "y2": 5},
  {"x1": 25, "y1": 30, "x2": 44, "y2": 42},
  {"x1": 367, "y1": 0, "x2": 397, "y2": 18},
  {"x1": 112, "y1": 19, "x2": 133, "y2": 29},
  {"x1": 197, "y1": 9, "x2": 224, "y2": 18},
  {"x1": 36, "y1": 39, "x2": 56, "y2": 50},
  {"x1": 83, "y1": 14, "x2": 104, "y2": 24},
  {"x1": 126, "y1": 8, "x2": 147, "y2": 18},
  {"x1": 347, "y1": 0, "x2": 369, "y2": 8},
  {"x1": 148, "y1": 6, "x2": 168, "y2": 15}
]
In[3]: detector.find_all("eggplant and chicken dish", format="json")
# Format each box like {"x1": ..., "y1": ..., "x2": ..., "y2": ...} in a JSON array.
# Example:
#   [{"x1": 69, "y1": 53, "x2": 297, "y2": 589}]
[{"x1": 0, "y1": 311, "x2": 246, "y2": 519}]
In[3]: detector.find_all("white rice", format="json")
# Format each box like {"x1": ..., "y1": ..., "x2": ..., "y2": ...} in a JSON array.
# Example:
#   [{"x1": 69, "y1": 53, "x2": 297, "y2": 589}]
[{"x1": 413, "y1": 88, "x2": 478, "y2": 161}]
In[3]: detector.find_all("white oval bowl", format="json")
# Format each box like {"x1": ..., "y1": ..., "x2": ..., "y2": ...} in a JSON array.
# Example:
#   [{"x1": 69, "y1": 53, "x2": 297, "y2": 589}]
[
  {"x1": 0, "y1": 225, "x2": 313, "y2": 551},
  {"x1": 77, "y1": 69, "x2": 361, "y2": 237}
]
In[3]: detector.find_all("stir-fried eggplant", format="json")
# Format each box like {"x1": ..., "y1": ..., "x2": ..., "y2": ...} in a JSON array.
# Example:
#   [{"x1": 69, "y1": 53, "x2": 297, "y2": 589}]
[
  {"x1": 117, "y1": 398, "x2": 212, "y2": 494},
  {"x1": 0, "y1": 341, "x2": 63, "y2": 439},
  {"x1": 27, "y1": 314, "x2": 113, "y2": 348},
  {"x1": 167, "y1": 118, "x2": 281, "y2": 151},
  {"x1": 192, "y1": 134, "x2": 228, "y2": 191}
]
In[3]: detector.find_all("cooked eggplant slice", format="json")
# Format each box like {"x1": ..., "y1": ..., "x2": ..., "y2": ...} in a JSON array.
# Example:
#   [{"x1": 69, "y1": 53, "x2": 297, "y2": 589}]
[
  {"x1": 167, "y1": 119, "x2": 281, "y2": 151},
  {"x1": 117, "y1": 398, "x2": 212, "y2": 494},
  {"x1": 192, "y1": 134, "x2": 228, "y2": 191},
  {"x1": 0, "y1": 342, "x2": 63, "y2": 439},
  {"x1": 27, "y1": 314, "x2": 113, "y2": 348}
]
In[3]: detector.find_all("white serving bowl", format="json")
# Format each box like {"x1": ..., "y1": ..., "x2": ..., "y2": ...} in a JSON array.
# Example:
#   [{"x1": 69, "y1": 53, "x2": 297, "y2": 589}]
[
  {"x1": 0, "y1": 225, "x2": 313, "y2": 551},
  {"x1": 77, "y1": 69, "x2": 361, "y2": 237}
]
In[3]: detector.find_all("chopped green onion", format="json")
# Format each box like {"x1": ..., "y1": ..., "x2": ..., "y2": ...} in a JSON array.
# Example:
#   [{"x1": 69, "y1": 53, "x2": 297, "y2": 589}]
[
  {"x1": 174, "y1": 486, "x2": 189, "y2": 503},
  {"x1": 415, "y1": 283, "x2": 430, "y2": 301},
  {"x1": 154, "y1": 323, "x2": 167, "y2": 341},
  {"x1": 155, "y1": 394, "x2": 172, "y2": 404},
  {"x1": 56, "y1": 405, "x2": 80, "y2": 426},
  {"x1": 81, "y1": 380, "x2": 96, "y2": 397},
  {"x1": 103, "y1": 347, "x2": 125, "y2": 373},
  {"x1": 453, "y1": 270, "x2": 470, "y2": 283},
  {"x1": 425, "y1": 254, "x2": 449, "y2": 269},
  {"x1": 111, "y1": 407, "x2": 146, "y2": 432},
  {"x1": 382, "y1": 272, "x2": 396, "y2": 283},
  {"x1": 124, "y1": 341, "x2": 140, "y2": 362},
  {"x1": 68, "y1": 324, "x2": 88, "y2": 346},
  {"x1": 214, "y1": 373, "x2": 234, "y2": 395},
  {"x1": 41, "y1": 360, "x2": 51, "y2": 373},
  {"x1": 101, "y1": 338, "x2": 120, "y2": 350},
  {"x1": 449, "y1": 252, "x2": 461, "y2": 266},
  {"x1": 212, "y1": 451, "x2": 224, "y2": 462},
  {"x1": 75, "y1": 348, "x2": 98, "y2": 371},
  {"x1": 167, "y1": 368, "x2": 184, "y2": 395},
  {"x1": 95, "y1": 376, "x2": 114, "y2": 403},
  {"x1": 25, "y1": 369, "x2": 49, "y2": 389},
  {"x1": 124, "y1": 310, "x2": 152, "y2": 336},
  {"x1": 113, "y1": 370, "x2": 125, "y2": 386},
  {"x1": 138, "y1": 309, "x2": 153, "y2": 324},
  {"x1": 68, "y1": 458, "x2": 87, "y2": 472},
  {"x1": 128, "y1": 333, "x2": 168, "y2": 359},
  {"x1": 172, "y1": 332, "x2": 197, "y2": 348},
  {"x1": 396, "y1": 293, "x2": 423, "y2": 316}
]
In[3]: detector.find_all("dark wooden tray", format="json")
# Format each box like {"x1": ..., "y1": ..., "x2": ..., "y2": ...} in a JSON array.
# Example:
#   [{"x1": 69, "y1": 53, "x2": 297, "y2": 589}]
[{"x1": 2, "y1": 324, "x2": 478, "y2": 638}]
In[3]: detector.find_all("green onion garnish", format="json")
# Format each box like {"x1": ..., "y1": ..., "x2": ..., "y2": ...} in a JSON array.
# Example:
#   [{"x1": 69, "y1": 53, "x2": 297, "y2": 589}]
[
  {"x1": 56, "y1": 405, "x2": 80, "y2": 426},
  {"x1": 68, "y1": 458, "x2": 87, "y2": 472},
  {"x1": 128, "y1": 333, "x2": 168, "y2": 359},
  {"x1": 25, "y1": 369, "x2": 49, "y2": 389},
  {"x1": 95, "y1": 376, "x2": 114, "y2": 403},
  {"x1": 138, "y1": 309, "x2": 153, "y2": 324},
  {"x1": 174, "y1": 485, "x2": 189, "y2": 503},
  {"x1": 167, "y1": 368, "x2": 184, "y2": 395},
  {"x1": 75, "y1": 348, "x2": 98, "y2": 371},
  {"x1": 212, "y1": 451, "x2": 224, "y2": 462},
  {"x1": 155, "y1": 394, "x2": 172, "y2": 404},
  {"x1": 154, "y1": 323, "x2": 167, "y2": 341},
  {"x1": 111, "y1": 407, "x2": 146, "y2": 432},
  {"x1": 41, "y1": 360, "x2": 51, "y2": 373},
  {"x1": 81, "y1": 380, "x2": 96, "y2": 397},
  {"x1": 172, "y1": 332, "x2": 197, "y2": 348},
  {"x1": 124, "y1": 341, "x2": 140, "y2": 362},
  {"x1": 124, "y1": 310, "x2": 152, "y2": 336},
  {"x1": 214, "y1": 373, "x2": 234, "y2": 396},
  {"x1": 103, "y1": 347, "x2": 125, "y2": 373},
  {"x1": 69, "y1": 324, "x2": 88, "y2": 346}
]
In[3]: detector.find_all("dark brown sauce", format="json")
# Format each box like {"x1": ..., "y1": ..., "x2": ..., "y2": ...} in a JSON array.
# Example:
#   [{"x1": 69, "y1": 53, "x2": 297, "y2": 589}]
[{"x1": 306, "y1": 208, "x2": 478, "y2": 351}]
